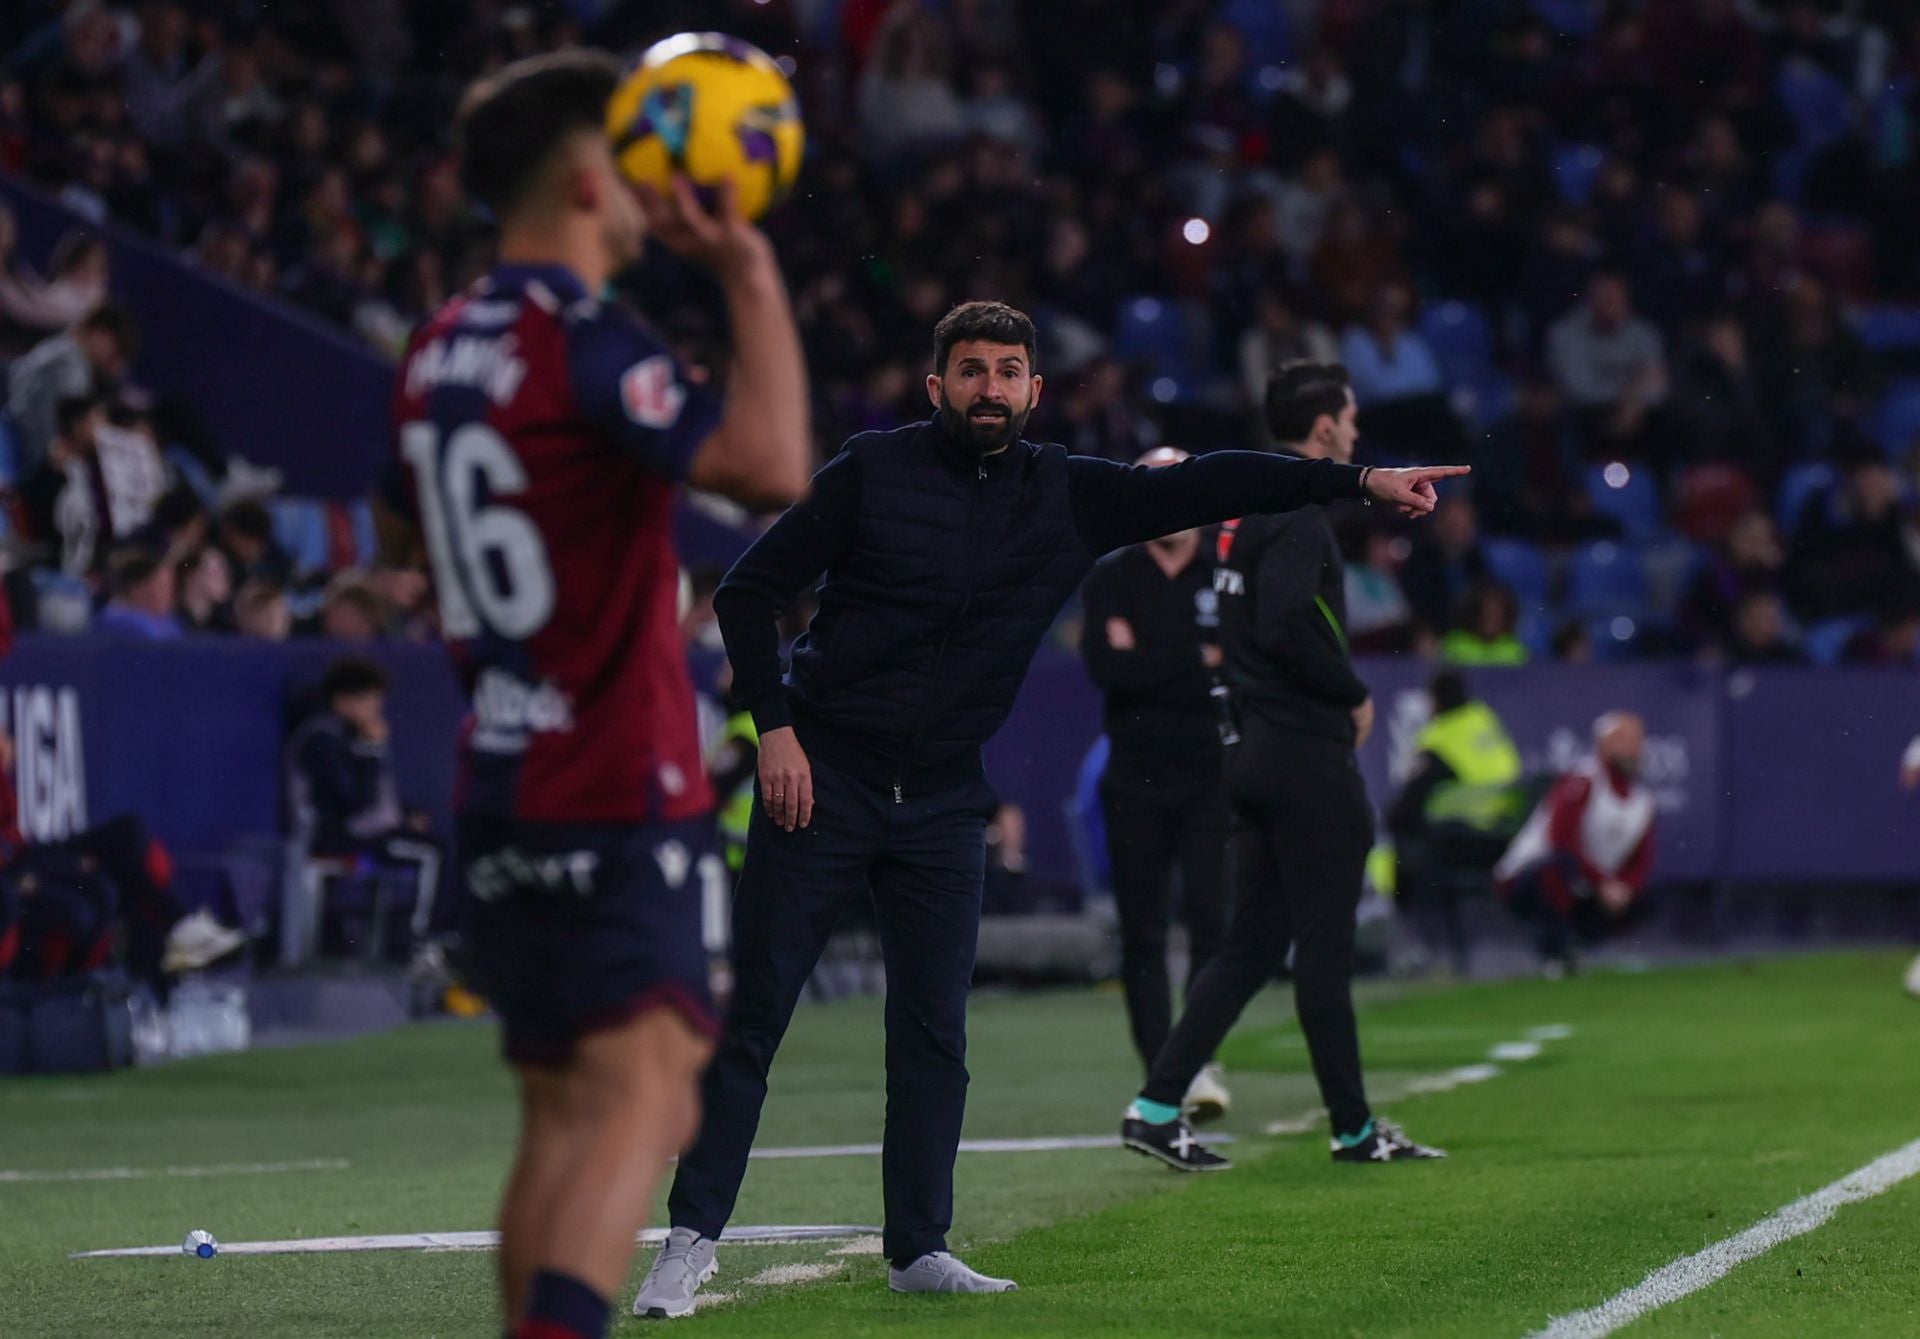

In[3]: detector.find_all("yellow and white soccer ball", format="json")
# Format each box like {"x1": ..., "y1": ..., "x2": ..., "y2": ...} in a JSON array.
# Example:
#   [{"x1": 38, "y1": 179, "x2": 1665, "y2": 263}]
[{"x1": 608, "y1": 32, "x2": 804, "y2": 222}]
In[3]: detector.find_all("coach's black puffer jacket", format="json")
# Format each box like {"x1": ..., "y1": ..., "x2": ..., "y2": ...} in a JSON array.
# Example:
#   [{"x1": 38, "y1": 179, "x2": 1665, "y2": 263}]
[{"x1": 714, "y1": 415, "x2": 1363, "y2": 799}]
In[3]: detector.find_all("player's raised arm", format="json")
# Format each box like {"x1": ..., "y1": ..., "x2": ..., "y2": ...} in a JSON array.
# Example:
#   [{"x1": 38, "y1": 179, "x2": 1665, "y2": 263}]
[{"x1": 636, "y1": 179, "x2": 811, "y2": 509}]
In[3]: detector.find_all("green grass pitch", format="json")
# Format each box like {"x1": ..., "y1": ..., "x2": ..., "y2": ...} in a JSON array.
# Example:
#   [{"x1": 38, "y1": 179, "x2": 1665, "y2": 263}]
[{"x1": 1, "y1": 951, "x2": 1915, "y2": 1337}]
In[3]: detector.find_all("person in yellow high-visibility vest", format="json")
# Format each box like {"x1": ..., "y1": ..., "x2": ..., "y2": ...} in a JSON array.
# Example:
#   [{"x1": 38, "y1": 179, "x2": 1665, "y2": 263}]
[
  {"x1": 1385, "y1": 669, "x2": 1525, "y2": 972},
  {"x1": 709, "y1": 711, "x2": 760, "y2": 876}
]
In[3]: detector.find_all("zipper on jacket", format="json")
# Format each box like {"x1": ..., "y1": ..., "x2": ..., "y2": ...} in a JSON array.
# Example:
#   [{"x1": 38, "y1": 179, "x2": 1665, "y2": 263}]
[{"x1": 891, "y1": 458, "x2": 989, "y2": 802}]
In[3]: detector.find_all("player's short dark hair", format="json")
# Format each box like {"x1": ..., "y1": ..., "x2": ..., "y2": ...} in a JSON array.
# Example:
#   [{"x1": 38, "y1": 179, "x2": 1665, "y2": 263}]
[
  {"x1": 456, "y1": 49, "x2": 622, "y2": 219},
  {"x1": 1429, "y1": 669, "x2": 1469, "y2": 714},
  {"x1": 933, "y1": 301, "x2": 1036, "y2": 376},
  {"x1": 153, "y1": 483, "x2": 207, "y2": 534},
  {"x1": 107, "y1": 546, "x2": 164, "y2": 596},
  {"x1": 322, "y1": 655, "x2": 389, "y2": 703},
  {"x1": 1264, "y1": 361, "x2": 1351, "y2": 445}
]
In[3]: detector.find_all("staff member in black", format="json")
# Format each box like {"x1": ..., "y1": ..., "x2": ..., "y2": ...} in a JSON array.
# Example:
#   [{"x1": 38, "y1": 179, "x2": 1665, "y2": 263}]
[
  {"x1": 1080, "y1": 445, "x2": 1232, "y2": 1118},
  {"x1": 1121, "y1": 362, "x2": 1448, "y2": 1171},
  {"x1": 637, "y1": 309, "x2": 1464, "y2": 1310}
]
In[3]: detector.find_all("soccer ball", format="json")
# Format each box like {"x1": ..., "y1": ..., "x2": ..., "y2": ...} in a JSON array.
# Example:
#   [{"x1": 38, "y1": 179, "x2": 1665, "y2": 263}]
[{"x1": 608, "y1": 33, "x2": 804, "y2": 222}]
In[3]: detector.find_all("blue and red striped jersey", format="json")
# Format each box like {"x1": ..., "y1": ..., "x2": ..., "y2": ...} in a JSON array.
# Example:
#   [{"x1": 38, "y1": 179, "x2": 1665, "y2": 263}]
[{"x1": 392, "y1": 262, "x2": 720, "y2": 825}]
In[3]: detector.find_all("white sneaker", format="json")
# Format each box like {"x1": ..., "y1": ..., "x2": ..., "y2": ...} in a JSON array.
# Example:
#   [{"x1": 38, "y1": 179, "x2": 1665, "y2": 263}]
[
  {"x1": 162, "y1": 910, "x2": 248, "y2": 973},
  {"x1": 1183, "y1": 1063, "x2": 1231, "y2": 1125},
  {"x1": 633, "y1": 1227, "x2": 717, "y2": 1319},
  {"x1": 888, "y1": 1251, "x2": 1017, "y2": 1294}
]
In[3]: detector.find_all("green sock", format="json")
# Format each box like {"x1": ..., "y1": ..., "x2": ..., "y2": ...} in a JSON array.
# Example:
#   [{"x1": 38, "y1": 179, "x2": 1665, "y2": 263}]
[
  {"x1": 1335, "y1": 1118, "x2": 1376, "y2": 1148},
  {"x1": 1132, "y1": 1097, "x2": 1181, "y2": 1125}
]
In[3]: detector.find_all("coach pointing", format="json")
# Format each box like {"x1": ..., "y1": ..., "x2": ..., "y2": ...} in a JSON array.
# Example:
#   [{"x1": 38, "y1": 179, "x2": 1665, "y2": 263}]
[{"x1": 636, "y1": 301, "x2": 1466, "y2": 1311}]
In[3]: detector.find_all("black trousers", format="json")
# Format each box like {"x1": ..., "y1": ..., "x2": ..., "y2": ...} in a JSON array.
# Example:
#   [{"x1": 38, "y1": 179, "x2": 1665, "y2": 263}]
[
  {"x1": 667, "y1": 755, "x2": 994, "y2": 1266},
  {"x1": 1142, "y1": 728, "x2": 1375, "y2": 1137},
  {"x1": 1100, "y1": 768, "x2": 1229, "y2": 1072}
]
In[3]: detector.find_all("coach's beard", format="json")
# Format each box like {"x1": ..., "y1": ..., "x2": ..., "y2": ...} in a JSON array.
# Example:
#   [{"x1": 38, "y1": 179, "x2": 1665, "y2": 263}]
[{"x1": 940, "y1": 391, "x2": 1029, "y2": 454}]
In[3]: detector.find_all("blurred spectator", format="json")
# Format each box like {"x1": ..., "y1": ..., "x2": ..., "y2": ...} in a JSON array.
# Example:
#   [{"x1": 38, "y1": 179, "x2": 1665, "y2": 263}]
[
  {"x1": 1726, "y1": 590, "x2": 1804, "y2": 664},
  {"x1": 19, "y1": 393, "x2": 106, "y2": 575},
  {"x1": 233, "y1": 577, "x2": 291, "y2": 641},
  {"x1": 311, "y1": 570, "x2": 386, "y2": 643},
  {"x1": 1340, "y1": 521, "x2": 1412, "y2": 654},
  {"x1": 0, "y1": 218, "x2": 108, "y2": 350},
  {"x1": 1671, "y1": 312, "x2": 1775, "y2": 480},
  {"x1": 89, "y1": 407, "x2": 168, "y2": 544},
  {"x1": 1440, "y1": 581, "x2": 1530, "y2": 666},
  {"x1": 1787, "y1": 453, "x2": 1918, "y2": 619},
  {"x1": 1400, "y1": 495, "x2": 1488, "y2": 632},
  {"x1": 858, "y1": 3, "x2": 965, "y2": 165},
  {"x1": 1551, "y1": 621, "x2": 1595, "y2": 664},
  {"x1": 6, "y1": 304, "x2": 138, "y2": 468},
  {"x1": 1339, "y1": 282, "x2": 1461, "y2": 459},
  {"x1": 96, "y1": 546, "x2": 181, "y2": 640},
  {"x1": 1237, "y1": 286, "x2": 1338, "y2": 428},
  {"x1": 175, "y1": 543, "x2": 233, "y2": 634},
  {"x1": 285, "y1": 656, "x2": 448, "y2": 944},
  {"x1": 1750, "y1": 276, "x2": 1876, "y2": 460},
  {"x1": 130, "y1": 482, "x2": 210, "y2": 565},
  {"x1": 1685, "y1": 510, "x2": 1787, "y2": 647},
  {"x1": 1546, "y1": 273, "x2": 1669, "y2": 459},
  {"x1": 1844, "y1": 599, "x2": 1920, "y2": 666},
  {"x1": 1629, "y1": 188, "x2": 1726, "y2": 336},
  {"x1": 214, "y1": 498, "x2": 290, "y2": 587}
]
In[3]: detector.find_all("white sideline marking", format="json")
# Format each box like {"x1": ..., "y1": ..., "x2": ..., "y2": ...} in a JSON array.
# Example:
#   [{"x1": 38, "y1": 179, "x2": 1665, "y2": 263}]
[
  {"x1": 1526, "y1": 1138, "x2": 1920, "y2": 1339},
  {"x1": 1527, "y1": 1024, "x2": 1575, "y2": 1041},
  {"x1": 2, "y1": 1158, "x2": 348, "y2": 1184},
  {"x1": 71, "y1": 1224, "x2": 880, "y2": 1260},
  {"x1": 751, "y1": 1132, "x2": 1235, "y2": 1160},
  {"x1": 829, "y1": 1237, "x2": 884, "y2": 1256},
  {"x1": 1403, "y1": 1062, "x2": 1503, "y2": 1095},
  {"x1": 1490, "y1": 1041, "x2": 1543, "y2": 1061},
  {"x1": 690, "y1": 1292, "x2": 737, "y2": 1312},
  {"x1": 747, "y1": 1261, "x2": 844, "y2": 1286}
]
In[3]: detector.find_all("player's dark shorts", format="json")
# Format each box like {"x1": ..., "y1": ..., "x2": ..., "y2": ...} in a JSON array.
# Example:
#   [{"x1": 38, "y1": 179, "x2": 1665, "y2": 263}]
[{"x1": 458, "y1": 815, "x2": 720, "y2": 1066}]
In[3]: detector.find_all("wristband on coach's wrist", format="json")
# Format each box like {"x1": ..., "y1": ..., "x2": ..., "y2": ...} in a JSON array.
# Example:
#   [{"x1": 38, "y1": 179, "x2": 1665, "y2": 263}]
[{"x1": 1358, "y1": 466, "x2": 1374, "y2": 503}]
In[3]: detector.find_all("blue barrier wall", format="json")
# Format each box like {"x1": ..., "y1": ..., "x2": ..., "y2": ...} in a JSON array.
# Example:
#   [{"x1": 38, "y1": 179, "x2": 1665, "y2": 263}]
[{"x1": 0, "y1": 635, "x2": 1910, "y2": 889}]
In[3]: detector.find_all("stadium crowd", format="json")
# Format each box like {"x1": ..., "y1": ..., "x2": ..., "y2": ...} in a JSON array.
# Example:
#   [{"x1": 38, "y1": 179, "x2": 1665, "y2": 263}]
[{"x1": 1, "y1": 0, "x2": 1919, "y2": 664}]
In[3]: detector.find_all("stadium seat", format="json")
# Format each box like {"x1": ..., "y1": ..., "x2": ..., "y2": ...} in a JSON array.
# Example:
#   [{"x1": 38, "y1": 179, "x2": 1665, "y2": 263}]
[
  {"x1": 1805, "y1": 616, "x2": 1871, "y2": 667},
  {"x1": 1111, "y1": 296, "x2": 1199, "y2": 403},
  {"x1": 1639, "y1": 536, "x2": 1704, "y2": 626},
  {"x1": 1216, "y1": 0, "x2": 1295, "y2": 70},
  {"x1": 1872, "y1": 378, "x2": 1920, "y2": 457},
  {"x1": 1481, "y1": 537, "x2": 1553, "y2": 608},
  {"x1": 1584, "y1": 461, "x2": 1662, "y2": 538},
  {"x1": 1568, "y1": 540, "x2": 1650, "y2": 618},
  {"x1": 1776, "y1": 462, "x2": 1837, "y2": 537},
  {"x1": 346, "y1": 498, "x2": 380, "y2": 568},
  {"x1": 0, "y1": 415, "x2": 18, "y2": 487},
  {"x1": 1551, "y1": 143, "x2": 1604, "y2": 206},
  {"x1": 1672, "y1": 464, "x2": 1761, "y2": 544},
  {"x1": 1420, "y1": 300, "x2": 1495, "y2": 382},
  {"x1": 1530, "y1": 0, "x2": 1600, "y2": 38},
  {"x1": 1853, "y1": 306, "x2": 1920, "y2": 354},
  {"x1": 1775, "y1": 58, "x2": 1852, "y2": 149},
  {"x1": 270, "y1": 498, "x2": 333, "y2": 576}
]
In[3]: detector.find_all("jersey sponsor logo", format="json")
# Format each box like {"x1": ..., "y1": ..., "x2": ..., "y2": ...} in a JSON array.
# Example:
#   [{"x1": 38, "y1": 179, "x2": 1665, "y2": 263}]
[
  {"x1": 620, "y1": 355, "x2": 687, "y2": 429},
  {"x1": 466, "y1": 845, "x2": 600, "y2": 903},
  {"x1": 470, "y1": 667, "x2": 575, "y2": 754},
  {"x1": 1213, "y1": 567, "x2": 1245, "y2": 597},
  {"x1": 405, "y1": 334, "x2": 528, "y2": 406}
]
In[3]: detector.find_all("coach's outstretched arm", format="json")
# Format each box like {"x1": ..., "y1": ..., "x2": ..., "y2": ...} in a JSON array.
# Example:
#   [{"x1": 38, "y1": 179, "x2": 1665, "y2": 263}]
[
  {"x1": 711, "y1": 449, "x2": 862, "y2": 830},
  {"x1": 1067, "y1": 451, "x2": 1469, "y2": 556},
  {"x1": 637, "y1": 179, "x2": 811, "y2": 508}
]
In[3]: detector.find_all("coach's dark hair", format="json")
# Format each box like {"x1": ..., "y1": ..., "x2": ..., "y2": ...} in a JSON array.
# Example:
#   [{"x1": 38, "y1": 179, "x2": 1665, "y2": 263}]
[
  {"x1": 455, "y1": 50, "x2": 622, "y2": 219},
  {"x1": 933, "y1": 301, "x2": 1036, "y2": 376},
  {"x1": 1429, "y1": 669, "x2": 1469, "y2": 714},
  {"x1": 1264, "y1": 361, "x2": 1350, "y2": 445},
  {"x1": 322, "y1": 655, "x2": 390, "y2": 704}
]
